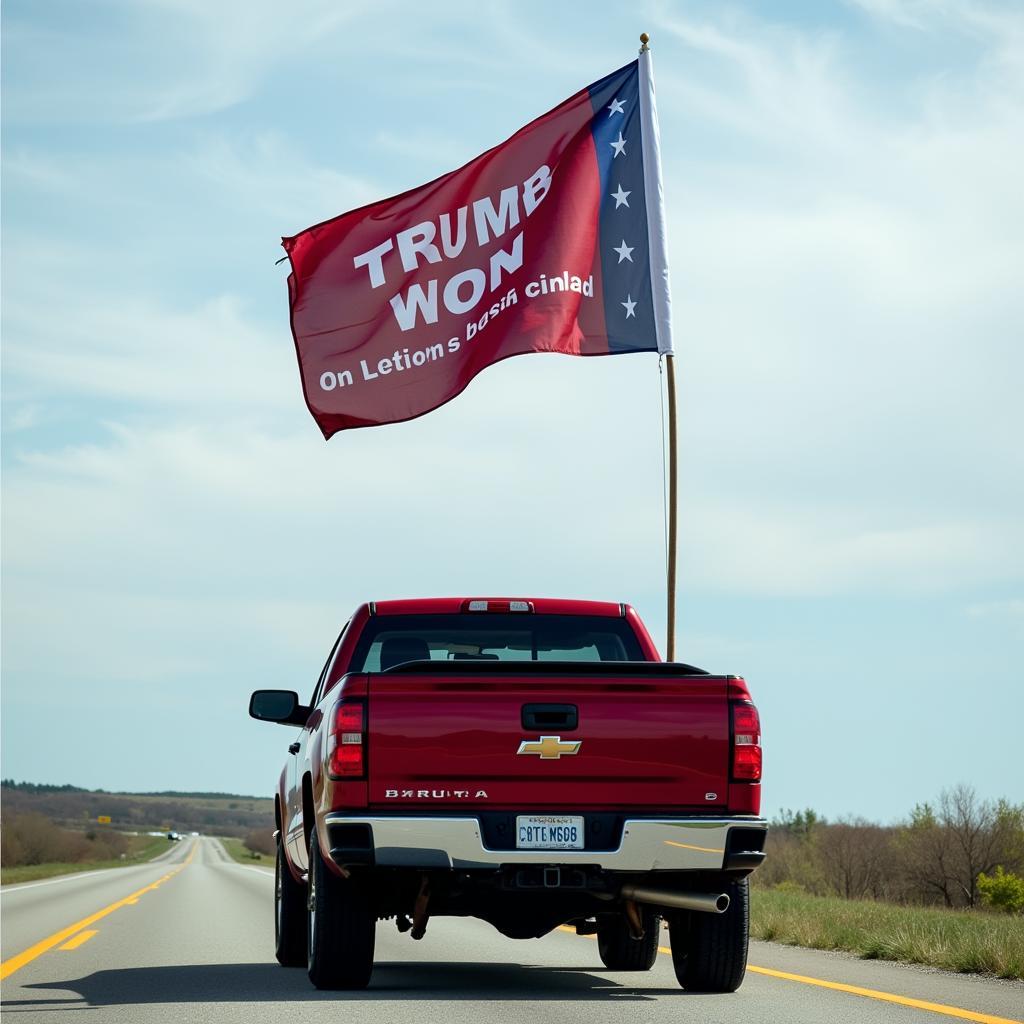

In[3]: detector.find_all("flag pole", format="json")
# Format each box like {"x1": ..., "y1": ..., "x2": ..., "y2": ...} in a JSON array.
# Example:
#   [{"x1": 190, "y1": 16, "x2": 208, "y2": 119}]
[
  {"x1": 639, "y1": 31, "x2": 677, "y2": 663},
  {"x1": 666, "y1": 352, "x2": 678, "y2": 662}
]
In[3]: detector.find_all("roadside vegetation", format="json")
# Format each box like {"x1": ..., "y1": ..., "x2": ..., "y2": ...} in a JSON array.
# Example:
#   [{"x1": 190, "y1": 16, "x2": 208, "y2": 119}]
[
  {"x1": 0, "y1": 812, "x2": 170, "y2": 884},
  {"x1": 754, "y1": 784, "x2": 1024, "y2": 979},
  {"x1": 1, "y1": 780, "x2": 273, "y2": 838},
  {"x1": 221, "y1": 830, "x2": 275, "y2": 868},
  {"x1": 751, "y1": 888, "x2": 1023, "y2": 979}
]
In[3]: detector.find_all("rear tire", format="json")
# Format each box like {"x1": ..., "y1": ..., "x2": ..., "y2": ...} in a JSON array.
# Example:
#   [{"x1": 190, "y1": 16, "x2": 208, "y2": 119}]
[
  {"x1": 668, "y1": 879, "x2": 749, "y2": 992},
  {"x1": 274, "y1": 839, "x2": 307, "y2": 966},
  {"x1": 306, "y1": 832, "x2": 376, "y2": 990},
  {"x1": 597, "y1": 908, "x2": 660, "y2": 971}
]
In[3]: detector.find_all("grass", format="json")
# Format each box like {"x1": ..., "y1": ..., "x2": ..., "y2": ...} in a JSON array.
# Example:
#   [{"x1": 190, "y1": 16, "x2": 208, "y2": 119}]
[
  {"x1": 1, "y1": 834, "x2": 172, "y2": 885},
  {"x1": 751, "y1": 886, "x2": 1024, "y2": 980},
  {"x1": 220, "y1": 836, "x2": 273, "y2": 869}
]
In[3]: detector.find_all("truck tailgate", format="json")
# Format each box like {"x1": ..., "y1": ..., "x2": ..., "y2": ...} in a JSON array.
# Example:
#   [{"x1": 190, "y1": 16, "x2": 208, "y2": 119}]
[{"x1": 366, "y1": 670, "x2": 729, "y2": 810}]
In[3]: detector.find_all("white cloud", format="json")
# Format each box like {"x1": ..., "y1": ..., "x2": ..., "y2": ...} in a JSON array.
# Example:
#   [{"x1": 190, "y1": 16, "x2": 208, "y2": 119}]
[
  {"x1": 844, "y1": 0, "x2": 934, "y2": 31},
  {"x1": 4, "y1": 0, "x2": 1022, "y2": 602},
  {"x1": 649, "y1": 0, "x2": 1024, "y2": 536},
  {"x1": 3, "y1": 291, "x2": 295, "y2": 415},
  {"x1": 966, "y1": 599, "x2": 1024, "y2": 619},
  {"x1": 2, "y1": 0, "x2": 372, "y2": 124},
  {"x1": 183, "y1": 134, "x2": 381, "y2": 227}
]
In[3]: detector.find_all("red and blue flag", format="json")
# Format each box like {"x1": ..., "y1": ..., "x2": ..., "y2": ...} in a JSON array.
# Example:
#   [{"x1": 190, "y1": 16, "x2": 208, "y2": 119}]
[{"x1": 283, "y1": 52, "x2": 672, "y2": 437}]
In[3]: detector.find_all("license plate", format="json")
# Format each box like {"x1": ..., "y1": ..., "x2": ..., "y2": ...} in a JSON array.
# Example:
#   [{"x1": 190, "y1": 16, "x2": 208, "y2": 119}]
[{"x1": 515, "y1": 815, "x2": 584, "y2": 850}]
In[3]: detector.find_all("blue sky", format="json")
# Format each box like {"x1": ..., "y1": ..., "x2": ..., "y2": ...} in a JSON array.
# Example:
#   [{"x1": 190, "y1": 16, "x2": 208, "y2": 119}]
[{"x1": 2, "y1": 0, "x2": 1021, "y2": 821}]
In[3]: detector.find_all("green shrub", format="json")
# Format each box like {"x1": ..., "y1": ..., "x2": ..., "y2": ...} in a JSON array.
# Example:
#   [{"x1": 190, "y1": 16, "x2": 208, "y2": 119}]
[
  {"x1": 979, "y1": 867, "x2": 1024, "y2": 914},
  {"x1": 772, "y1": 880, "x2": 807, "y2": 894}
]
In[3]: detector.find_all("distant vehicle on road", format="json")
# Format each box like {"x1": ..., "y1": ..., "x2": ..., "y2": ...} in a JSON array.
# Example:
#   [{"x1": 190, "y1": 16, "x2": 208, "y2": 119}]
[
  {"x1": 166, "y1": 831, "x2": 181, "y2": 841},
  {"x1": 250, "y1": 598, "x2": 766, "y2": 992}
]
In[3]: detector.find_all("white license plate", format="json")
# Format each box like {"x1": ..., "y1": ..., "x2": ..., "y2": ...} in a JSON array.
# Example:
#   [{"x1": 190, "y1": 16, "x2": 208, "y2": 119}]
[{"x1": 515, "y1": 815, "x2": 584, "y2": 850}]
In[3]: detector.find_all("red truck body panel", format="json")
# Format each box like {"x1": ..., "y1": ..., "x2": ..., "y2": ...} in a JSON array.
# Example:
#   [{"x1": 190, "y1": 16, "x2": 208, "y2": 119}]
[{"x1": 365, "y1": 673, "x2": 730, "y2": 810}]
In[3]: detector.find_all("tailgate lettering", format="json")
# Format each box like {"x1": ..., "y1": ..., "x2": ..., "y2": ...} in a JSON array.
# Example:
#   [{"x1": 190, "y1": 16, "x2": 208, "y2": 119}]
[{"x1": 383, "y1": 789, "x2": 489, "y2": 800}]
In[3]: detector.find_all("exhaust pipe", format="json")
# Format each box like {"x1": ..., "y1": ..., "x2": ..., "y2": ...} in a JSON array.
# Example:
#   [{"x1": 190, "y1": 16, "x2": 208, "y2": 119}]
[{"x1": 619, "y1": 883, "x2": 730, "y2": 914}]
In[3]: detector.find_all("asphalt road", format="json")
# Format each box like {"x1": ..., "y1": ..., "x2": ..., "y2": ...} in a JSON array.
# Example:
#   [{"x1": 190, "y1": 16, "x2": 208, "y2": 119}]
[{"x1": 1, "y1": 836, "x2": 1020, "y2": 1023}]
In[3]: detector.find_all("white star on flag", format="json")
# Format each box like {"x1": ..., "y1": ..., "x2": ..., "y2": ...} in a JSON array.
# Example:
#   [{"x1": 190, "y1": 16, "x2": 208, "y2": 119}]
[
  {"x1": 610, "y1": 184, "x2": 631, "y2": 208},
  {"x1": 607, "y1": 98, "x2": 625, "y2": 116},
  {"x1": 613, "y1": 240, "x2": 634, "y2": 263},
  {"x1": 622, "y1": 294, "x2": 637, "y2": 318},
  {"x1": 610, "y1": 132, "x2": 626, "y2": 157}
]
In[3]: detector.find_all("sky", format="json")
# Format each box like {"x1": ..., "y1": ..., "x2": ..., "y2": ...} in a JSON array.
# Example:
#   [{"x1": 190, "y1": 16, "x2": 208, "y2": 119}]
[{"x1": 1, "y1": 0, "x2": 1021, "y2": 823}]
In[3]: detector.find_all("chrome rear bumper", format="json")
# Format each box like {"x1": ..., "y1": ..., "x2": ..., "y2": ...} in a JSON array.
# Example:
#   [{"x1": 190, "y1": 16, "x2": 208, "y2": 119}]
[{"x1": 323, "y1": 815, "x2": 767, "y2": 872}]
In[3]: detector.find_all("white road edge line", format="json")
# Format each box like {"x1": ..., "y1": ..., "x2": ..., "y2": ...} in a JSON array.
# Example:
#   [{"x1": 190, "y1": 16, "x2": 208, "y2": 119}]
[
  {"x1": 1, "y1": 844, "x2": 188, "y2": 895},
  {"x1": 0, "y1": 868, "x2": 126, "y2": 895}
]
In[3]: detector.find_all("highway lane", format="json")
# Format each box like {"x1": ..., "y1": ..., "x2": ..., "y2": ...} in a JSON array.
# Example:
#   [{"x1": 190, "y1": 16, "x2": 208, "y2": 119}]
[
  {"x1": 1, "y1": 836, "x2": 1020, "y2": 1023},
  {"x1": 0, "y1": 838, "x2": 193, "y2": 966}
]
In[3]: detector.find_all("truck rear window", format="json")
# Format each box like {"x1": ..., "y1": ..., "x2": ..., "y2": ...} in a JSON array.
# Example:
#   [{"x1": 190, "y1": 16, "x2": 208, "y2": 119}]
[{"x1": 351, "y1": 614, "x2": 645, "y2": 671}]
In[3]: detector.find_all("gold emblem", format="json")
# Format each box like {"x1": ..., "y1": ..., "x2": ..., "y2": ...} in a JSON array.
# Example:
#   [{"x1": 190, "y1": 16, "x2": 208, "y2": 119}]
[{"x1": 517, "y1": 735, "x2": 581, "y2": 760}]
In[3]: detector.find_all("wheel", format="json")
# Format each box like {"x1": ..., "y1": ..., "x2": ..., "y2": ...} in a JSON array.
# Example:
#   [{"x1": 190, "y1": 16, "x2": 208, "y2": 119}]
[
  {"x1": 306, "y1": 831, "x2": 376, "y2": 989},
  {"x1": 597, "y1": 907, "x2": 660, "y2": 971},
  {"x1": 275, "y1": 838, "x2": 307, "y2": 966},
  {"x1": 668, "y1": 879, "x2": 749, "y2": 992}
]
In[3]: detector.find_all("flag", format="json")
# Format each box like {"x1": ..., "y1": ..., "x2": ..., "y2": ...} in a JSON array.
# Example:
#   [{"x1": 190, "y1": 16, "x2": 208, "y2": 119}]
[{"x1": 283, "y1": 51, "x2": 672, "y2": 437}]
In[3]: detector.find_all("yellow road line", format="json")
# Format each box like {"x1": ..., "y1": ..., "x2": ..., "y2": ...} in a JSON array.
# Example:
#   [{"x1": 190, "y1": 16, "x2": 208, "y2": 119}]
[
  {"x1": 745, "y1": 965, "x2": 1022, "y2": 1024},
  {"x1": 0, "y1": 840, "x2": 197, "y2": 981},
  {"x1": 557, "y1": 925, "x2": 1022, "y2": 1024},
  {"x1": 58, "y1": 930, "x2": 97, "y2": 951}
]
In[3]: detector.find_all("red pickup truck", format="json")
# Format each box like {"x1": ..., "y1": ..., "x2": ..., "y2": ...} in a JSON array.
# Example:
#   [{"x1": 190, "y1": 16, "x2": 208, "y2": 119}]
[{"x1": 249, "y1": 598, "x2": 766, "y2": 992}]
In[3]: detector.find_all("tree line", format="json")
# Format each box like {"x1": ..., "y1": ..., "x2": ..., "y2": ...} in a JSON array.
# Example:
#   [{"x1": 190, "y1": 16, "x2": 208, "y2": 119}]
[
  {"x1": 759, "y1": 784, "x2": 1024, "y2": 912},
  {"x1": 0, "y1": 781, "x2": 273, "y2": 838}
]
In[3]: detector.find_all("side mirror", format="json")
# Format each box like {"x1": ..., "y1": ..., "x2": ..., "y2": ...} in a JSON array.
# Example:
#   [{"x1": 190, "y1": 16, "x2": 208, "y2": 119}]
[{"x1": 249, "y1": 690, "x2": 310, "y2": 726}]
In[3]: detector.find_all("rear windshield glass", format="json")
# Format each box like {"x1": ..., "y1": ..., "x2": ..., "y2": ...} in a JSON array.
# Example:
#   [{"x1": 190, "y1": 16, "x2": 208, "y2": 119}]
[{"x1": 351, "y1": 614, "x2": 644, "y2": 671}]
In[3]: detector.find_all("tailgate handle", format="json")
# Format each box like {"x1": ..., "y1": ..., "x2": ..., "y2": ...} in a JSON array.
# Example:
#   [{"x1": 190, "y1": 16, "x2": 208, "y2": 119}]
[{"x1": 521, "y1": 704, "x2": 577, "y2": 731}]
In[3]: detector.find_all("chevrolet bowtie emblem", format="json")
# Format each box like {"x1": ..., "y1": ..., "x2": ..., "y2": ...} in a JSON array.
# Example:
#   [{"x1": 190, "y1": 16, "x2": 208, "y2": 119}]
[{"x1": 517, "y1": 735, "x2": 581, "y2": 760}]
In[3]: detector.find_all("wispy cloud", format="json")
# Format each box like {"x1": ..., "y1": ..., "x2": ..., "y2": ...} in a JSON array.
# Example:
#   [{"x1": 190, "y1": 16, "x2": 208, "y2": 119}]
[
  {"x1": 2, "y1": 0, "x2": 375, "y2": 124},
  {"x1": 966, "y1": 599, "x2": 1024, "y2": 619},
  {"x1": 3, "y1": 290, "x2": 295, "y2": 415}
]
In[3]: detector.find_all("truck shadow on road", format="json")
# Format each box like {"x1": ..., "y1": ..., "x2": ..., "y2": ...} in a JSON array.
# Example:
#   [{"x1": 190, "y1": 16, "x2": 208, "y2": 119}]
[{"x1": 3, "y1": 961, "x2": 692, "y2": 1008}]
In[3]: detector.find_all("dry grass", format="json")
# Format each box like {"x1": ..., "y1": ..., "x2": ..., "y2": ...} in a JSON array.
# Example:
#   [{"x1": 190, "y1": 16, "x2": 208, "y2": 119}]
[
  {"x1": 752, "y1": 887, "x2": 1024, "y2": 979},
  {"x1": 1, "y1": 834, "x2": 170, "y2": 885},
  {"x1": 220, "y1": 836, "x2": 272, "y2": 868}
]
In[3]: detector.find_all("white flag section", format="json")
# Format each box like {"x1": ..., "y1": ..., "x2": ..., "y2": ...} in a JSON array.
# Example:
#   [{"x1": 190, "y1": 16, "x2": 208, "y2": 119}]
[{"x1": 638, "y1": 47, "x2": 674, "y2": 357}]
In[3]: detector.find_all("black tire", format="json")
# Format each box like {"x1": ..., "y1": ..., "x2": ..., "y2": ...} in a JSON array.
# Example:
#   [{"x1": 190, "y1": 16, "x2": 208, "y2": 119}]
[
  {"x1": 597, "y1": 908, "x2": 660, "y2": 971},
  {"x1": 668, "y1": 879, "x2": 750, "y2": 992},
  {"x1": 275, "y1": 839, "x2": 307, "y2": 966},
  {"x1": 306, "y1": 831, "x2": 376, "y2": 990}
]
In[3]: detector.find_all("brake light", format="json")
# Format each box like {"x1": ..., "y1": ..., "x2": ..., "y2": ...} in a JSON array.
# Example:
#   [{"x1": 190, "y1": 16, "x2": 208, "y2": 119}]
[
  {"x1": 461, "y1": 599, "x2": 533, "y2": 613},
  {"x1": 731, "y1": 702, "x2": 762, "y2": 781},
  {"x1": 328, "y1": 701, "x2": 365, "y2": 778}
]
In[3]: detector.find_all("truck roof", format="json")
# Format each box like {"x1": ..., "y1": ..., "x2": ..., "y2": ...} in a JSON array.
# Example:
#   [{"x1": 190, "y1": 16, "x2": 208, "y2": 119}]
[{"x1": 372, "y1": 598, "x2": 627, "y2": 617}]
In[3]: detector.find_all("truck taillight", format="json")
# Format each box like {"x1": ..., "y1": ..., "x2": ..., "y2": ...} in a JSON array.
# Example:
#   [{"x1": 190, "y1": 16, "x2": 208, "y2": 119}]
[
  {"x1": 731, "y1": 702, "x2": 762, "y2": 781},
  {"x1": 328, "y1": 701, "x2": 365, "y2": 779}
]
